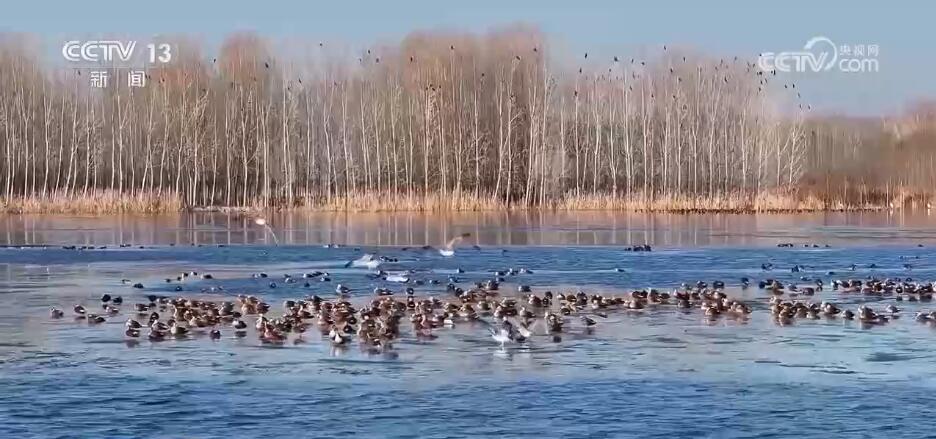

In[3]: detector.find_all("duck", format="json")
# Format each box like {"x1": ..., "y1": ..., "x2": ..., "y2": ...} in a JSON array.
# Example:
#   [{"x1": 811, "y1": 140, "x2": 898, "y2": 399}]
[
  {"x1": 126, "y1": 318, "x2": 142, "y2": 329},
  {"x1": 702, "y1": 304, "x2": 720, "y2": 318},
  {"x1": 255, "y1": 315, "x2": 269, "y2": 331},
  {"x1": 515, "y1": 321, "x2": 533, "y2": 338},
  {"x1": 73, "y1": 304, "x2": 87, "y2": 317},
  {"x1": 125, "y1": 328, "x2": 141, "y2": 338},
  {"x1": 442, "y1": 314, "x2": 456, "y2": 328},
  {"x1": 330, "y1": 330, "x2": 348, "y2": 346},
  {"x1": 546, "y1": 313, "x2": 563, "y2": 332},
  {"x1": 857, "y1": 306, "x2": 886, "y2": 323},
  {"x1": 820, "y1": 302, "x2": 841, "y2": 316},
  {"x1": 49, "y1": 307, "x2": 64, "y2": 318},
  {"x1": 169, "y1": 322, "x2": 189, "y2": 336}
]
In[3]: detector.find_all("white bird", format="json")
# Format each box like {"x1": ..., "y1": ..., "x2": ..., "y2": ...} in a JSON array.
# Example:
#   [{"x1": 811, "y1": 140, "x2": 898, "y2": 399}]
[
  {"x1": 329, "y1": 328, "x2": 348, "y2": 345},
  {"x1": 169, "y1": 322, "x2": 189, "y2": 336},
  {"x1": 489, "y1": 327, "x2": 512, "y2": 347},
  {"x1": 515, "y1": 320, "x2": 533, "y2": 338},
  {"x1": 254, "y1": 218, "x2": 279, "y2": 245},
  {"x1": 345, "y1": 253, "x2": 382, "y2": 269},
  {"x1": 439, "y1": 233, "x2": 471, "y2": 257},
  {"x1": 384, "y1": 272, "x2": 409, "y2": 283}
]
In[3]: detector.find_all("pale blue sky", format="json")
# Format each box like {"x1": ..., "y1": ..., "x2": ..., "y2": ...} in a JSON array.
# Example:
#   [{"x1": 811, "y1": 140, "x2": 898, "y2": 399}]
[{"x1": 2, "y1": 0, "x2": 934, "y2": 115}]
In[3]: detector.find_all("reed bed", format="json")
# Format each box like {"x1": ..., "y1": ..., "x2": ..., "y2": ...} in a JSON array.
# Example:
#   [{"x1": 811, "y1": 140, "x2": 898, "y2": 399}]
[
  {"x1": 0, "y1": 191, "x2": 182, "y2": 214},
  {"x1": 1, "y1": 187, "x2": 927, "y2": 214},
  {"x1": 294, "y1": 189, "x2": 915, "y2": 213},
  {"x1": 301, "y1": 190, "x2": 505, "y2": 212}
]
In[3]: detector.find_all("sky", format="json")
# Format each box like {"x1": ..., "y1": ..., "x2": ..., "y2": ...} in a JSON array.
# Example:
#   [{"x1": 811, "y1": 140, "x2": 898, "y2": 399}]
[{"x1": 1, "y1": 0, "x2": 934, "y2": 115}]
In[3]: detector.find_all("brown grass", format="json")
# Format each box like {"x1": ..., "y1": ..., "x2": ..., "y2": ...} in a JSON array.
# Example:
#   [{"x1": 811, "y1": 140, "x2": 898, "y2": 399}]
[
  {"x1": 1, "y1": 188, "x2": 929, "y2": 214},
  {"x1": 552, "y1": 188, "x2": 933, "y2": 212},
  {"x1": 298, "y1": 190, "x2": 507, "y2": 212},
  {"x1": 293, "y1": 188, "x2": 923, "y2": 213},
  {"x1": 0, "y1": 191, "x2": 183, "y2": 214}
]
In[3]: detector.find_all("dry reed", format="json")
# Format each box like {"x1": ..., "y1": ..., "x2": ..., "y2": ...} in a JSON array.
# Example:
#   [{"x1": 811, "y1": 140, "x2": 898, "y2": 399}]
[
  {"x1": 0, "y1": 187, "x2": 926, "y2": 214},
  {"x1": 0, "y1": 191, "x2": 182, "y2": 214}
]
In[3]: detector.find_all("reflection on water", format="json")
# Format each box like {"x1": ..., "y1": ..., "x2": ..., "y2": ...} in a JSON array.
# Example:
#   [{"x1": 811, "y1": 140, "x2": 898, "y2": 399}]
[
  {"x1": 2, "y1": 210, "x2": 936, "y2": 247},
  {"x1": 3, "y1": 212, "x2": 936, "y2": 437}
]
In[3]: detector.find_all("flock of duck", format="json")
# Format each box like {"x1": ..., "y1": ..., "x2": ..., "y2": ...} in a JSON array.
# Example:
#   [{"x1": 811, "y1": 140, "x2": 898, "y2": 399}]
[
  {"x1": 53, "y1": 282, "x2": 755, "y2": 348},
  {"x1": 46, "y1": 240, "x2": 936, "y2": 351}
]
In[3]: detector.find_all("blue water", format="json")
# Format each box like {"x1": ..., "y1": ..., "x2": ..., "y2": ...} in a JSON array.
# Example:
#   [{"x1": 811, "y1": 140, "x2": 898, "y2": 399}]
[{"x1": 2, "y1": 213, "x2": 936, "y2": 438}]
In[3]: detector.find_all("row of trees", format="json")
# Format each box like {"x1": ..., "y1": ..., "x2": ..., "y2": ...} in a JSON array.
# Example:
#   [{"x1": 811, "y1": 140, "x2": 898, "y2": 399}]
[{"x1": 0, "y1": 29, "x2": 924, "y2": 210}]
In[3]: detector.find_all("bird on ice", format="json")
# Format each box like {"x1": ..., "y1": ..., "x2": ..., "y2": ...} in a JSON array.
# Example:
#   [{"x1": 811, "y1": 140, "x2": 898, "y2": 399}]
[{"x1": 382, "y1": 271, "x2": 410, "y2": 283}]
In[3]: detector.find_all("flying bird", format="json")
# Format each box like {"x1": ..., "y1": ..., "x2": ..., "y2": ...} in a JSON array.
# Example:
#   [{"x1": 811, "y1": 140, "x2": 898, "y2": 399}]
[
  {"x1": 254, "y1": 218, "x2": 279, "y2": 245},
  {"x1": 345, "y1": 253, "x2": 382, "y2": 269},
  {"x1": 489, "y1": 327, "x2": 512, "y2": 347},
  {"x1": 439, "y1": 233, "x2": 471, "y2": 257}
]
